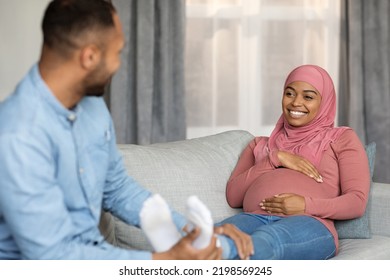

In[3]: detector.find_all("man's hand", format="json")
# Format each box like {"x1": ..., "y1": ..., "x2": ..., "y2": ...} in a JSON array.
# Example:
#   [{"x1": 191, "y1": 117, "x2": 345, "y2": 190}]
[
  {"x1": 152, "y1": 227, "x2": 222, "y2": 260},
  {"x1": 214, "y1": 224, "x2": 254, "y2": 260},
  {"x1": 260, "y1": 193, "x2": 305, "y2": 215},
  {"x1": 277, "y1": 151, "x2": 323, "y2": 182}
]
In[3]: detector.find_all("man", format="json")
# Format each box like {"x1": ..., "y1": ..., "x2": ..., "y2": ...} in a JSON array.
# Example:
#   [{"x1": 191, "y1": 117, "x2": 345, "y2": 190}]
[{"x1": 0, "y1": 0, "x2": 252, "y2": 260}]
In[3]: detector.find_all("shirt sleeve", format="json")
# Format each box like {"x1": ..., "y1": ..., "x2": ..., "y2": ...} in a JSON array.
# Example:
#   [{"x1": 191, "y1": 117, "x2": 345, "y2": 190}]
[
  {"x1": 226, "y1": 137, "x2": 275, "y2": 208},
  {"x1": 304, "y1": 129, "x2": 370, "y2": 220},
  {"x1": 0, "y1": 132, "x2": 152, "y2": 260},
  {"x1": 101, "y1": 120, "x2": 188, "y2": 233}
]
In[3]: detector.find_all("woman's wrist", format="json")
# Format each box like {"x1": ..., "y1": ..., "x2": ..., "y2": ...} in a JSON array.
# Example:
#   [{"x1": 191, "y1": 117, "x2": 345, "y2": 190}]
[{"x1": 269, "y1": 150, "x2": 282, "y2": 167}]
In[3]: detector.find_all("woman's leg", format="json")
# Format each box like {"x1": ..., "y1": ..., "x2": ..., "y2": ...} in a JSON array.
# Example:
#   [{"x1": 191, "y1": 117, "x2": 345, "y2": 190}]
[
  {"x1": 216, "y1": 213, "x2": 269, "y2": 259},
  {"x1": 248, "y1": 215, "x2": 336, "y2": 259},
  {"x1": 217, "y1": 214, "x2": 336, "y2": 260}
]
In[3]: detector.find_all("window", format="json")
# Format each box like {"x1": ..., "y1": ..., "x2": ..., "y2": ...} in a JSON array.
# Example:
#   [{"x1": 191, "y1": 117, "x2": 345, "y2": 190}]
[{"x1": 185, "y1": 0, "x2": 341, "y2": 139}]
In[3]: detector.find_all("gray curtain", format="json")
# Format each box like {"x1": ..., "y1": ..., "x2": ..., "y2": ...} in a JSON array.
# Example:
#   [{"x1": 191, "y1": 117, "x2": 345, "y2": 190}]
[
  {"x1": 106, "y1": 0, "x2": 186, "y2": 145},
  {"x1": 339, "y1": 0, "x2": 390, "y2": 183}
]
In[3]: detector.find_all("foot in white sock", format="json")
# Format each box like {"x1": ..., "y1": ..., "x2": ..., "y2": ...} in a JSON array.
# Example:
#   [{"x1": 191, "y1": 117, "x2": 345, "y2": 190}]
[
  {"x1": 186, "y1": 195, "x2": 214, "y2": 249},
  {"x1": 140, "y1": 194, "x2": 181, "y2": 252}
]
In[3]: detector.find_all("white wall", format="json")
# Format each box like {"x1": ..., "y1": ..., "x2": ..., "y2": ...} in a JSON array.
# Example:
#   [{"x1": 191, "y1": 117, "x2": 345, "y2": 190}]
[{"x1": 0, "y1": 0, "x2": 51, "y2": 100}]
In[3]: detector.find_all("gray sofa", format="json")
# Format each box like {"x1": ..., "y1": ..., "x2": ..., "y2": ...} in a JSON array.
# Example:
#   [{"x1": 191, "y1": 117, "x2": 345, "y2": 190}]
[{"x1": 99, "y1": 130, "x2": 390, "y2": 259}]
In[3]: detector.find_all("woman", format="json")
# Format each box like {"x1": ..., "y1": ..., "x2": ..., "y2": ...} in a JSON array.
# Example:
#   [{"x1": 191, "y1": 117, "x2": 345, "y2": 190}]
[{"x1": 218, "y1": 64, "x2": 370, "y2": 259}]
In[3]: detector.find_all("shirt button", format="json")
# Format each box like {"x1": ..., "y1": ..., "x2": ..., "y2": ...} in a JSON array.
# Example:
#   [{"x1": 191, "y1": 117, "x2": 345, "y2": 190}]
[
  {"x1": 79, "y1": 168, "x2": 84, "y2": 174},
  {"x1": 68, "y1": 114, "x2": 77, "y2": 122}
]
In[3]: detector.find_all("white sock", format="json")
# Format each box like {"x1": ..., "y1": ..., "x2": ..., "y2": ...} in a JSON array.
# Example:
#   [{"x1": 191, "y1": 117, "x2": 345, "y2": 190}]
[
  {"x1": 140, "y1": 194, "x2": 181, "y2": 252},
  {"x1": 186, "y1": 195, "x2": 214, "y2": 249}
]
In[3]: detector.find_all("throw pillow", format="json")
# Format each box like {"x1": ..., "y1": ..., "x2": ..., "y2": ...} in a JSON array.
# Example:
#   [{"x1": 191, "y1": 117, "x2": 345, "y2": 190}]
[{"x1": 334, "y1": 142, "x2": 376, "y2": 239}]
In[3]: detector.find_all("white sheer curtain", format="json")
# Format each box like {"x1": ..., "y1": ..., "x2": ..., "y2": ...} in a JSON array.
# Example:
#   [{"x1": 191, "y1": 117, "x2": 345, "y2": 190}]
[{"x1": 185, "y1": 0, "x2": 341, "y2": 139}]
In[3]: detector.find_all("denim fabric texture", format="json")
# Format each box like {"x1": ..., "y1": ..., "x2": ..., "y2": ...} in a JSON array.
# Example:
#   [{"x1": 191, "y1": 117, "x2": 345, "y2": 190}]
[{"x1": 217, "y1": 213, "x2": 336, "y2": 260}]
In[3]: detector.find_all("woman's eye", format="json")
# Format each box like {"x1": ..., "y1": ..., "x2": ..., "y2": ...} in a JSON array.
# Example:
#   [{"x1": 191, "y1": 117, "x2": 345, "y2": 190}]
[
  {"x1": 285, "y1": 92, "x2": 294, "y2": 97},
  {"x1": 304, "y1": 95, "x2": 314, "y2": 100}
]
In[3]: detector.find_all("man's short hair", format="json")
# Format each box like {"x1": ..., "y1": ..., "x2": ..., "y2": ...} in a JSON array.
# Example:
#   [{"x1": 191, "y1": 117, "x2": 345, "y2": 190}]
[{"x1": 42, "y1": 0, "x2": 116, "y2": 55}]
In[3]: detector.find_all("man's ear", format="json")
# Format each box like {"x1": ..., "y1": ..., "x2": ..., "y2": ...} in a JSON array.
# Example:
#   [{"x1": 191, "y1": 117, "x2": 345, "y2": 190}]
[{"x1": 80, "y1": 44, "x2": 101, "y2": 70}]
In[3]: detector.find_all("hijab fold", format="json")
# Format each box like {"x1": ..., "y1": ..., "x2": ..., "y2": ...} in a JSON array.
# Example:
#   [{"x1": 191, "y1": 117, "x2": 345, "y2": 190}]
[{"x1": 265, "y1": 65, "x2": 349, "y2": 167}]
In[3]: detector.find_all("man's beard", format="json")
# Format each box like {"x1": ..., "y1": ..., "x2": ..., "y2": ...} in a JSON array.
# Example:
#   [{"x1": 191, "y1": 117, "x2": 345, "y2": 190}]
[
  {"x1": 85, "y1": 76, "x2": 112, "y2": 97},
  {"x1": 85, "y1": 84, "x2": 107, "y2": 97},
  {"x1": 84, "y1": 56, "x2": 113, "y2": 97}
]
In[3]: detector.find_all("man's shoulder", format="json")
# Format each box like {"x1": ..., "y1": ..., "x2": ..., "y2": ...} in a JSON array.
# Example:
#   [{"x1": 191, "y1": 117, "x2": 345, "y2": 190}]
[{"x1": 0, "y1": 78, "x2": 41, "y2": 135}]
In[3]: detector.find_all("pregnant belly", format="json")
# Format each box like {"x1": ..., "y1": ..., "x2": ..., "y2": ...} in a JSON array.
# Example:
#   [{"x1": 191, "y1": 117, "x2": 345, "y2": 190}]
[{"x1": 243, "y1": 168, "x2": 332, "y2": 213}]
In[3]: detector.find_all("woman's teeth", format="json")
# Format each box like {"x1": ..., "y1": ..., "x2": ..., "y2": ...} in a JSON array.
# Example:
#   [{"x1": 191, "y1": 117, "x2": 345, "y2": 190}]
[{"x1": 290, "y1": 110, "x2": 306, "y2": 116}]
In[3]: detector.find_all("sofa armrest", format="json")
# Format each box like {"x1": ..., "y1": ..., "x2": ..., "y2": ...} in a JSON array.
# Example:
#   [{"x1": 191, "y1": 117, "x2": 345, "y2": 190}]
[{"x1": 369, "y1": 182, "x2": 390, "y2": 237}]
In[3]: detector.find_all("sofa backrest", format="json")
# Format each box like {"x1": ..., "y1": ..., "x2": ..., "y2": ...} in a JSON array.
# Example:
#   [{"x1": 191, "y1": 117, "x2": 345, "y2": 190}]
[{"x1": 104, "y1": 130, "x2": 254, "y2": 250}]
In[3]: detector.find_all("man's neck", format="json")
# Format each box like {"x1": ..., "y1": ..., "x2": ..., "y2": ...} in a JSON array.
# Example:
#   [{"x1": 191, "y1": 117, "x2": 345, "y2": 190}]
[{"x1": 38, "y1": 47, "x2": 85, "y2": 109}]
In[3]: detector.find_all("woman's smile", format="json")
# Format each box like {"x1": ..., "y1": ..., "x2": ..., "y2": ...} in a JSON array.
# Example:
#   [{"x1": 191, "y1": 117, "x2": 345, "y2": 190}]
[
  {"x1": 288, "y1": 110, "x2": 308, "y2": 118},
  {"x1": 282, "y1": 81, "x2": 322, "y2": 127}
]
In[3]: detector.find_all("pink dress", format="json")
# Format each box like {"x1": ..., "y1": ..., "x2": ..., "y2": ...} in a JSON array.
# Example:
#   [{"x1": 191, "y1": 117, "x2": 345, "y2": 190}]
[{"x1": 226, "y1": 129, "x2": 370, "y2": 252}]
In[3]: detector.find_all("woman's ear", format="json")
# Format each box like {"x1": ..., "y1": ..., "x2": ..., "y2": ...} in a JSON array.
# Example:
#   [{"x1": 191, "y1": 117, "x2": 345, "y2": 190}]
[{"x1": 79, "y1": 44, "x2": 101, "y2": 70}]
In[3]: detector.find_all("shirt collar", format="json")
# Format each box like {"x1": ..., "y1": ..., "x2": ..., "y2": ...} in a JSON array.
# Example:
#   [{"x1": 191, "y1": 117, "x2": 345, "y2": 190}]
[{"x1": 31, "y1": 64, "x2": 82, "y2": 124}]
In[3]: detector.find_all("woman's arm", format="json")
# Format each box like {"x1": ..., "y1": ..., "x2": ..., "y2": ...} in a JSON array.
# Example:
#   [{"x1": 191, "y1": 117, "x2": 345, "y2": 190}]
[{"x1": 305, "y1": 129, "x2": 370, "y2": 219}]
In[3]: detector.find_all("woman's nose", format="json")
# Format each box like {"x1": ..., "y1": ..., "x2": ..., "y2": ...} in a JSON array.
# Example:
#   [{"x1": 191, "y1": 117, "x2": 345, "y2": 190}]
[{"x1": 291, "y1": 96, "x2": 303, "y2": 106}]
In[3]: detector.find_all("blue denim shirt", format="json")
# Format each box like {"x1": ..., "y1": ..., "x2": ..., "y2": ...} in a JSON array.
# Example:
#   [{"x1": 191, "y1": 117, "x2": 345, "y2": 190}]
[{"x1": 0, "y1": 65, "x2": 187, "y2": 259}]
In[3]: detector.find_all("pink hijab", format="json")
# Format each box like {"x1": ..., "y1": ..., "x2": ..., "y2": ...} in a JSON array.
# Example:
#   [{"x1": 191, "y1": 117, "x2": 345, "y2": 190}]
[{"x1": 266, "y1": 64, "x2": 349, "y2": 167}]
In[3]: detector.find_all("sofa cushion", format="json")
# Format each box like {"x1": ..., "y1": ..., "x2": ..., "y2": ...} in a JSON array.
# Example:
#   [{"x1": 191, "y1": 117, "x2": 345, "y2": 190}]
[
  {"x1": 368, "y1": 182, "x2": 390, "y2": 237},
  {"x1": 334, "y1": 142, "x2": 376, "y2": 239},
  {"x1": 114, "y1": 130, "x2": 254, "y2": 250},
  {"x1": 332, "y1": 235, "x2": 390, "y2": 259}
]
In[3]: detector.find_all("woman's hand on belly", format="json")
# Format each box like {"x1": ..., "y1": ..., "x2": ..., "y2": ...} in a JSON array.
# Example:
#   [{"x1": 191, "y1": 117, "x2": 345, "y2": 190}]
[
  {"x1": 259, "y1": 193, "x2": 305, "y2": 215},
  {"x1": 277, "y1": 151, "x2": 323, "y2": 183}
]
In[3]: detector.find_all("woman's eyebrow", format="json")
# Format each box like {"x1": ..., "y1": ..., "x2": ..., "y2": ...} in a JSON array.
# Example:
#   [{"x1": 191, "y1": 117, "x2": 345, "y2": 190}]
[
  {"x1": 285, "y1": 86, "x2": 296, "y2": 91},
  {"x1": 303, "y1": 90, "x2": 318, "y2": 95},
  {"x1": 285, "y1": 86, "x2": 318, "y2": 95}
]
